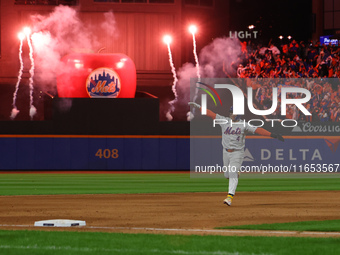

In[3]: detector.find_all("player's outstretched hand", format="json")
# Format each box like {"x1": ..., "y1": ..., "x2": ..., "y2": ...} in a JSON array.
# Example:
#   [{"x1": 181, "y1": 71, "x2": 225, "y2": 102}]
[
  {"x1": 188, "y1": 102, "x2": 201, "y2": 109},
  {"x1": 270, "y1": 133, "x2": 284, "y2": 142}
]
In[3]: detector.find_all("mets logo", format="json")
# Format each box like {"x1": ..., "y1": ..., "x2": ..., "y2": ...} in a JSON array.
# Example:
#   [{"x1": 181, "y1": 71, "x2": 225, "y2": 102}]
[{"x1": 86, "y1": 67, "x2": 121, "y2": 98}]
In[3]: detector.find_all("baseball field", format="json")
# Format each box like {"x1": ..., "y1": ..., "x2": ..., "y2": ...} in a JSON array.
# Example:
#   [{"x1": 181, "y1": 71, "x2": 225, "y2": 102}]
[{"x1": 0, "y1": 172, "x2": 340, "y2": 255}]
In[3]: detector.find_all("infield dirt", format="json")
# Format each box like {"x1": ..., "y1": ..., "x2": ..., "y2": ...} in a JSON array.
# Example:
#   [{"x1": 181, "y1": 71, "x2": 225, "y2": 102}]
[{"x1": 1, "y1": 191, "x2": 340, "y2": 237}]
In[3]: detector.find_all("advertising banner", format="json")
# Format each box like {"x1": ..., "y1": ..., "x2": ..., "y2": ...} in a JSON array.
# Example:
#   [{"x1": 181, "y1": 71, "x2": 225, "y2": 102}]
[{"x1": 191, "y1": 137, "x2": 340, "y2": 175}]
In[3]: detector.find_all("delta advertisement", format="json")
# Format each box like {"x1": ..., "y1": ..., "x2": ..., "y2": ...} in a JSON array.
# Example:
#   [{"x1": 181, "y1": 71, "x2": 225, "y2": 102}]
[{"x1": 191, "y1": 137, "x2": 340, "y2": 174}]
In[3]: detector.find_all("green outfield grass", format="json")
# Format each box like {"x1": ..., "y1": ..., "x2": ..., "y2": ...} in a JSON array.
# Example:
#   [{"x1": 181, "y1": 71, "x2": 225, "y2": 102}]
[
  {"x1": 0, "y1": 230, "x2": 339, "y2": 255},
  {"x1": 1, "y1": 173, "x2": 340, "y2": 254},
  {"x1": 217, "y1": 220, "x2": 340, "y2": 232},
  {"x1": 0, "y1": 173, "x2": 339, "y2": 196}
]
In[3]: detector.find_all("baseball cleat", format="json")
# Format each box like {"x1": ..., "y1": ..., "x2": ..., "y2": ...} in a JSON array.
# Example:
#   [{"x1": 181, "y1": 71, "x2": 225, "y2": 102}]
[{"x1": 223, "y1": 194, "x2": 233, "y2": 206}]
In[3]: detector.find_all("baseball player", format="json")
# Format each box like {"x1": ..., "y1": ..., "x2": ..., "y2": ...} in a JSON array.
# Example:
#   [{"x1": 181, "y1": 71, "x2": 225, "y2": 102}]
[{"x1": 189, "y1": 102, "x2": 284, "y2": 206}]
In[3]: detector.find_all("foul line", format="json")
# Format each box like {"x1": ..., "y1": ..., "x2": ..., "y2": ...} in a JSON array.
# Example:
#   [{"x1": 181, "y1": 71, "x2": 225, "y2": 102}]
[{"x1": 1, "y1": 224, "x2": 340, "y2": 237}]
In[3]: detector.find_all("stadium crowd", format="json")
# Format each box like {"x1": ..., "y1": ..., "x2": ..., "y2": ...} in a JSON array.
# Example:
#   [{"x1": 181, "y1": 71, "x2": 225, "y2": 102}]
[{"x1": 230, "y1": 40, "x2": 340, "y2": 122}]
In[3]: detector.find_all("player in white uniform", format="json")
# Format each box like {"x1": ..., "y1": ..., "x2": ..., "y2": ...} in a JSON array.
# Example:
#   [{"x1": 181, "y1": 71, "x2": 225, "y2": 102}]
[{"x1": 189, "y1": 103, "x2": 284, "y2": 206}]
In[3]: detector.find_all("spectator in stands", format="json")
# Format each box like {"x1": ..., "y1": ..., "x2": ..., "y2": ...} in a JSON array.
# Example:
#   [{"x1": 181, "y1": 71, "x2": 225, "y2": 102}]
[
  {"x1": 225, "y1": 39, "x2": 340, "y2": 122},
  {"x1": 320, "y1": 109, "x2": 329, "y2": 122},
  {"x1": 289, "y1": 40, "x2": 299, "y2": 57}
]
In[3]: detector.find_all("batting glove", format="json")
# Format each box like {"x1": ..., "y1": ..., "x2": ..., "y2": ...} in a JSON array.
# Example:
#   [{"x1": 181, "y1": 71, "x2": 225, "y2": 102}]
[
  {"x1": 270, "y1": 133, "x2": 284, "y2": 142},
  {"x1": 188, "y1": 102, "x2": 201, "y2": 109}
]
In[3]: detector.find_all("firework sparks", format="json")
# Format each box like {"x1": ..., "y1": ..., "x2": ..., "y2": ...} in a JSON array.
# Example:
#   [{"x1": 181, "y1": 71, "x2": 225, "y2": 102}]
[
  {"x1": 25, "y1": 27, "x2": 37, "y2": 120},
  {"x1": 163, "y1": 35, "x2": 178, "y2": 121},
  {"x1": 189, "y1": 25, "x2": 200, "y2": 80},
  {"x1": 10, "y1": 32, "x2": 26, "y2": 120},
  {"x1": 188, "y1": 25, "x2": 201, "y2": 117}
]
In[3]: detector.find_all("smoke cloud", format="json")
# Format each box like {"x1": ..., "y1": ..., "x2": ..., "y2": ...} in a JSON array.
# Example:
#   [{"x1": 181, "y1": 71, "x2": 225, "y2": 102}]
[
  {"x1": 175, "y1": 37, "x2": 242, "y2": 112},
  {"x1": 30, "y1": 5, "x2": 118, "y2": 93},
  {"x1": 199, "y1": 37, "x2": 242, "y2": 77}
]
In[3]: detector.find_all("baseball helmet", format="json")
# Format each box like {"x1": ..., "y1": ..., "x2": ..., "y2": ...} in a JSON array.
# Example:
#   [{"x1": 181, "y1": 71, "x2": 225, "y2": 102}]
[{"x1": 229, "y1": 106, "x2": 241, "y2": 120}]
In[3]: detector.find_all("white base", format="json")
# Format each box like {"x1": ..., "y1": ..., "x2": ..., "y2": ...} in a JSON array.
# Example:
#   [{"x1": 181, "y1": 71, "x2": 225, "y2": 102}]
[{"x1": 34, "y1": 219, "x2": 86, "y2": 227}]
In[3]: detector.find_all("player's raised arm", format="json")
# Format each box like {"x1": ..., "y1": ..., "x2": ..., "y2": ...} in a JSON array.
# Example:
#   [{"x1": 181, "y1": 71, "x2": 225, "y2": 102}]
[
  {"x1": 188, "y1": 102, "x2": 216, "y2": 119},
  {"x1": 255, "y1": 127, "x2": 285, "y2": 142}
]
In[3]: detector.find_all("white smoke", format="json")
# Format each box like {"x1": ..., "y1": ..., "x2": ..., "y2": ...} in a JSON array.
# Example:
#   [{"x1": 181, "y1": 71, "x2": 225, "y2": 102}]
[
  {"x1": 29, "y1": 105, "x2": 37, "y2": 120},
  {"x1": 177, "y1": 62, "x2": 197, "y2": 104},
  {"x1": 199, "y1": 37, "x2": 242, "y2": 77},
  {"x1": 10, "y1": 107, "x2": 20, "y2": 120},
  {"x1": 30, "y1": 5, "x2": 118, "y2": 92},
  {"x1": 101, "y1": 11, "x2": 119, "y2": 38},
  {"x1": 32, "y1": 6, "x2": 96, "y2": 55},
  {"x1": 177, "y1": 37, "x2": 242, "y2": 106}
]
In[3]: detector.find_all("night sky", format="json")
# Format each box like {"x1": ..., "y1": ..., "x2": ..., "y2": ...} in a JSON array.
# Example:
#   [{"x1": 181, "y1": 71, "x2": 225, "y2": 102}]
[{"x1": 228, "y1": 0, "x2": 313, "y2": 44}]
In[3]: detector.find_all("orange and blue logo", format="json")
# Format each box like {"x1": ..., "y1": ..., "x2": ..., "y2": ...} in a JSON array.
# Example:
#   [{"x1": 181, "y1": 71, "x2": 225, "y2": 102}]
[{"x1": 86, "y1": 67, "x2": 121, "y2": 98}]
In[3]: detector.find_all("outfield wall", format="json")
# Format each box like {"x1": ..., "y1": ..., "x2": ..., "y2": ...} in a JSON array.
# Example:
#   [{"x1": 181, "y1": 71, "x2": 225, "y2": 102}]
[
  {"x1": 1, "y1": 98, "x2": 340, "y2": 170},
  {"x1": 0, "y1": 136, "x2": 339, "y2": 170},
  {"x1": 0, "y1": 135, "x2": 189, "y2": 170}
]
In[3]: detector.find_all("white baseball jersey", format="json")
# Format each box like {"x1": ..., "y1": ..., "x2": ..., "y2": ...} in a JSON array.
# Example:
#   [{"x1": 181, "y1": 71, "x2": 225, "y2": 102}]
[{"x1": 215, "y1": 114, "x2": 257, "y2": 150}]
